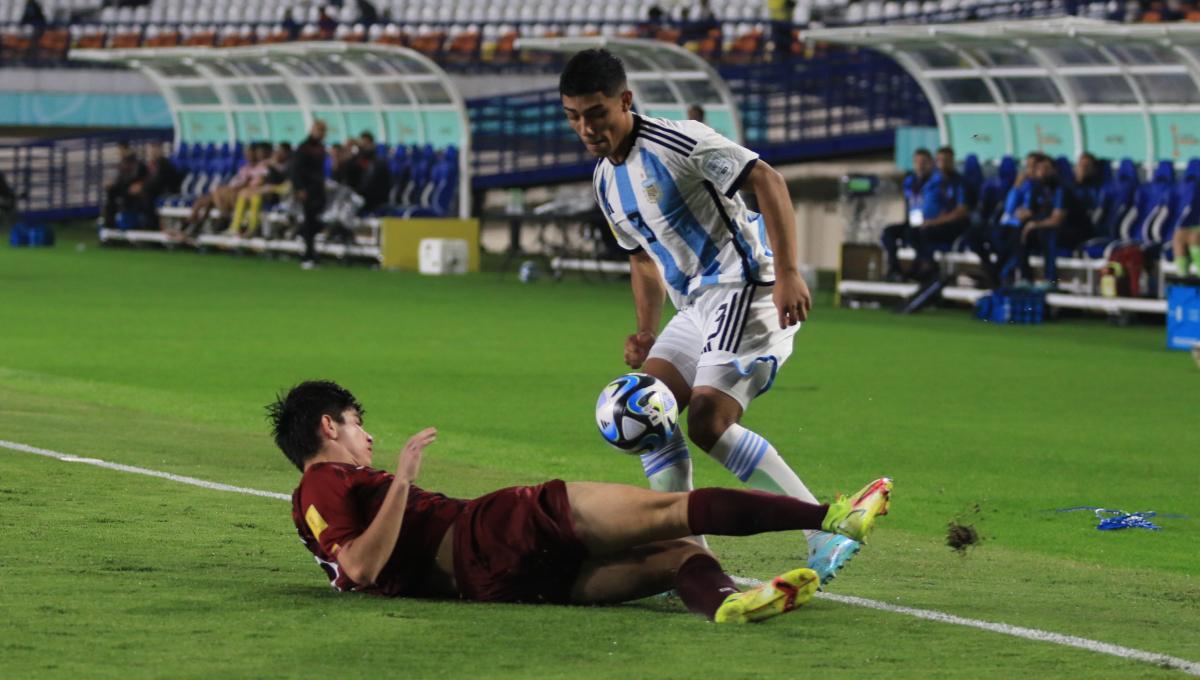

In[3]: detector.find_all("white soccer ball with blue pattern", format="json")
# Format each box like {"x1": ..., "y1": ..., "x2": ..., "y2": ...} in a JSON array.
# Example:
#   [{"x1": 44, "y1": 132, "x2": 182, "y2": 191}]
[{"x1": 595, "y1": 373, "x2": 679, "y2": 453}]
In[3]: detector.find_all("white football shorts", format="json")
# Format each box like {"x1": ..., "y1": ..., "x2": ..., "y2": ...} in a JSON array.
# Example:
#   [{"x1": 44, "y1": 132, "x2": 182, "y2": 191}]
[{"x1": 646, "y1": 283, "x2": 799, "y2": 410}]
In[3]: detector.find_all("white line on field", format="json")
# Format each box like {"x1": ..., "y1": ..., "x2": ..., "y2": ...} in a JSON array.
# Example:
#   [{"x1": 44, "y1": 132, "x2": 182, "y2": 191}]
[
  {"x1": 0, "y1": 439, "x2": 291, "y2": 501},
  {"x1": 3, "y1": 438, "x2": 1198, "y2": 676}
]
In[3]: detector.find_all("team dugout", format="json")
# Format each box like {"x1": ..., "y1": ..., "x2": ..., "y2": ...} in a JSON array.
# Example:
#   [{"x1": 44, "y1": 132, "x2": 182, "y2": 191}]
[
  {"x1": 806, "y1": 17, "x2": 1200, "y2": 165},
  {"x1": 74, "y1": 41, "x2": 471, "y2": 220}
]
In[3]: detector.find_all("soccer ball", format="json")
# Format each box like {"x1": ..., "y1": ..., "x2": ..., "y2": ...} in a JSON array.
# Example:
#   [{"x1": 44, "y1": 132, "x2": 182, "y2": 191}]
[{"x1": 595, "y1": 373, "x2": 679, "y2": 453}]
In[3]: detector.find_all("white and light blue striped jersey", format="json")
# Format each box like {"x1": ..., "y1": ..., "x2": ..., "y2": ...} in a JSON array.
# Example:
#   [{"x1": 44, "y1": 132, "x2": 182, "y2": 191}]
[{"x1": 592, "y1": 113, "x2": 775, "y2": 309}]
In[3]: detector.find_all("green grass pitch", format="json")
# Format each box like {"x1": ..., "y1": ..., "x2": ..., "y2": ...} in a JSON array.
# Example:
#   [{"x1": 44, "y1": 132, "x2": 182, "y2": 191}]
[{"x1": 1, "y1": 234, "x2": 1197, "y2": 678}]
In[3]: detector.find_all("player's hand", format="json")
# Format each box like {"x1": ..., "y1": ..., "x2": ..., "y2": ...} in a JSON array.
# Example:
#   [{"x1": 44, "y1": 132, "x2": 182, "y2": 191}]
[
  {"x1": 624, "y1": 331, "x2": 656, "y2": 369},
  {"x1": 397, "y1": 427, "x2": 437, "y2": 483},
  {"x1": 294, "y1": 189, "x2": 307, "y2": 203},
  {"x1": 774, "y1": 269, "x2": 811, "y2": 327}
]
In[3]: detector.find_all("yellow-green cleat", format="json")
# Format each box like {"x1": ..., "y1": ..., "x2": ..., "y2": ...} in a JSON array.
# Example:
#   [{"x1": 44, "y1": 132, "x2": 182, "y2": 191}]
[
  {"x1": 821, "y1": 477, "x2": 893, "y2": 543},
  {"x1": 713, "y1": 567, "x2": 819, "y2": 624}
]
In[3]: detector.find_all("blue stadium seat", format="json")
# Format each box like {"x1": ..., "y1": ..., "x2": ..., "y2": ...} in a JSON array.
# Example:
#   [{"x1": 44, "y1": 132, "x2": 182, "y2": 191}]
[
  {"x1": 1078, "y1": 159, "x2": 1138, "y2": 258},
  {"x1": 377, "y1": 145, "x2": 459, "y2": 218},
  {"x1": 1163, "y1": 159, "x2": 1200, "y2": 264},
  {"x1": 1122, "y1": 160, "x2": 1176, "y2": 244},
  {"x1": 978, "y1": 155, "x2": 1016, "y2": 225},
  {"x1": 1054, "y1": 156, "x2": 1074, "y2": 187},
  {"x1": 962, "y1": 153, "x2": 982, "y2": 210}
]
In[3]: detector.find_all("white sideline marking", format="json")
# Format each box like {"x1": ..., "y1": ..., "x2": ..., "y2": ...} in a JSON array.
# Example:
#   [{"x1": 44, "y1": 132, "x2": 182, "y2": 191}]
[
  {"x1": 3, "y1": 439, "x2": 1198, "y2": 676},
  {"x1": 0, "y1": 439, "x2": 290, "y2": 501}
]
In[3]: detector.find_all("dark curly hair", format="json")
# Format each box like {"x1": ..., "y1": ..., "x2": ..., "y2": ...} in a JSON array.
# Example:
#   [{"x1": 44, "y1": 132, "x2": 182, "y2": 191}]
[{"x1": 267, "y1": 380, "x2": 364, "y2": 471}]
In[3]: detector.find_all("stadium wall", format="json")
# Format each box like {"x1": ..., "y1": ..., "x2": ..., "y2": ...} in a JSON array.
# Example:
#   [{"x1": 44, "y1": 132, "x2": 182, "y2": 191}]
[
  {"x1": 0, "y1": 68, "x2": 170, "y2": 129},
  {"x1": 0, "y1": 69, "x2": 556, "y2": 133}
]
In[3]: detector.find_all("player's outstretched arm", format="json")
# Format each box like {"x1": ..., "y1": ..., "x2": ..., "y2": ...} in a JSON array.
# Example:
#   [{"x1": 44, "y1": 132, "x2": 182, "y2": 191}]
[
  {"x1": 335, "y1": 427, "x2": 437, "y2": 586},
  {"x1": 745, "y1": 160, "x2": 811, "y2": 326},
  {"x1": 626, "y1": 251, "x2": 664, "y2": 369}
]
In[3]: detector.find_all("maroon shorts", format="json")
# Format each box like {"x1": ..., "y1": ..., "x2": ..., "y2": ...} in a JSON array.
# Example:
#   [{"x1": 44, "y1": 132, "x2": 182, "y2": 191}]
[{"x1": 453, "y1": 479, "x2": 587, "y2": 604}]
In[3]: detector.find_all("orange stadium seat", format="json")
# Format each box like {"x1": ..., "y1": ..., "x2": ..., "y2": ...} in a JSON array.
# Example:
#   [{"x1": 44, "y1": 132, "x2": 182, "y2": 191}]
[
  {"x1": 725, "y1": 28, "x2": 763, "y2": 64},
  {"x1": 655, "y1": 27, "x2": 682, "y2": 44},
  {"x1": 490, "y1": 30, "x2": 519, "y2": 64},
  {"x1": 183, "y1": 29, "x2": 217, "y2": 47},
  {"x1": 110, "y1": 29, "x2": 142, "y2": 49},
  {"x1": 373, "y1": 24, "x2": 407, "y2": 46},
  {"x1": 409, "y1": 31, "x2": 446, "y2": 58},
  {"x1": 445, "y1": 30, "x2": 481, "y2": 64},
  {"x1": 260, "y1": 28, "x2": 292, "y2": 44},
  {"x1": 1, "y1": 27, "x2": 33, "y2": 60},
  {"x1": 145, "y1": 29, "x2": 181, "y2": 47},
  {"x1": 36, "y1": 28, "x2": 70, "y2": 60},
  {"x1": 73, "y1": 29, "x2": 107, "y2": 50},
  {"x1": 693, "y1": 28, "x2": 723, "y2": 60}
]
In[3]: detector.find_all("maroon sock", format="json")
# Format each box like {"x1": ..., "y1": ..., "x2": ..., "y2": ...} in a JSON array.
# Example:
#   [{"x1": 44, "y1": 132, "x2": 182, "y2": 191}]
[
  {"x1": 675, "y1": 553, "x2": 740, "y2": 619},
  {"x1": 687, "y1": 487, "x2": 829, "y2": 536}
]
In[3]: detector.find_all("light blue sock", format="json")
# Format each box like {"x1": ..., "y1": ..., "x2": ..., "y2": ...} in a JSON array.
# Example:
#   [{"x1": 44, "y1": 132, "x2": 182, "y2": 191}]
[
  {"x1": 639, "y1": 428, "x2": 693, "y2": 493},
  {"x1": 640, "y1": 429, "x2": 706, "y2": 548}
]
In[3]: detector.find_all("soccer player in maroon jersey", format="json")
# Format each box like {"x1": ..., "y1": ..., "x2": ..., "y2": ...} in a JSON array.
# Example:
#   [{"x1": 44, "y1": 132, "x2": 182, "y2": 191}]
[{"x1": 270, "y1": 381, "x2": 892, "y2": 623}]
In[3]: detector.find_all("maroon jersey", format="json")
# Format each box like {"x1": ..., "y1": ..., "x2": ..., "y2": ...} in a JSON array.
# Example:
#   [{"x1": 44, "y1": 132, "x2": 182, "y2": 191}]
[{"x1": 291, "y1": 462, "x2": 467, "y2": 596}]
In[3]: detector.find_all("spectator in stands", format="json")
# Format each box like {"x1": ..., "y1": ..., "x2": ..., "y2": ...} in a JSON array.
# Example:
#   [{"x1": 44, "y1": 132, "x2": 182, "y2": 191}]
[
  {"x1": 21, "y1": 0, "x2": 47, "y2": 28},
  {"x1": 317, "y1": 7, "x2": 338, "y2": 38},
  {"x1": 906, "y1": 145, "x2": 973, "y2": 280},
  {"x1": 347, "y1": 132, "x2": 391, "y2": 214},
  {"x1": 769, "y1": 0, "x2": 795, "y2": 60},
  {"x1": 1017, "y1": 155, "x2": 1091, "y2": 287},
  {"x1": 880, "y1": 148, "x2": 934, "y2": 281},
  {"x1": 179, "y1": 143, "x2": 268, "y2": 238},
  {"x1": 968, "y1": 152, "x2": 1045, "y2": 287},
  {"x1": 356, "y1": 0, "x2": 379, "y2": 26},
  {"x1": 102, "y1": 142, "x2": 148, "y2": 230},
  {"x1": 293, "y1": 120, "x2": 329, "y2": 269},
  {"x1": 640, "y1": 5, "x2": 668, "y2": 38},
  {"x1": 129, "y1": 143, "x2": 182, "y2": 230},
  {"x1": 687, "y1": 104, "x2": 706, "y2": 123},
  {"x1": 681, "y1": 0, "x2": 719, "y2": 42},
  {"x1": 282, "y1": 8, "x2": 302, "y2": 40}
]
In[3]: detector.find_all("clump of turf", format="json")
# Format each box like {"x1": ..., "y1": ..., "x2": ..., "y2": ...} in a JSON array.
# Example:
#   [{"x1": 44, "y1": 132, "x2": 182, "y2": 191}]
[
  {"x1": 946, "y1": 521, "x2": 981, "y2": 554},
  {"x1": 947, "y1": 503, "x2": 983, "y2": 554}
]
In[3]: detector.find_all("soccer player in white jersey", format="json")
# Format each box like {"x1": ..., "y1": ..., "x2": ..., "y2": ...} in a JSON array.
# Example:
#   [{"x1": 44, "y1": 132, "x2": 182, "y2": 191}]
[{"x1": 560, "y1": 49, "x2": 861, "y2": 585}]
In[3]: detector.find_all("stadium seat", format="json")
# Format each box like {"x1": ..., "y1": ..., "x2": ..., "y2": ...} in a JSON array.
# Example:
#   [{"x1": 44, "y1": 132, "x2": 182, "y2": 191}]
[
  {"x1": 962, "y1": 153, "x2": 983, "y2": 210},
  {"x1": 1054, "y1": 155, "x2": 1075, "y2": 187},
  {"x1": 36, "y1": 28, "x2": 71, "y2": 60},
  {"x1": 1162, "y1": 158, "x2": 1200, "y2": 265},
  {"x1": 977, "y1": 155, "x2": 1016, "y2": 225},
  {"x1": 1086, "y1": 158, "x2": 1141, "y2": 250},
  {"x1": 1118, "y1": 160, "x2": 1174, "y2": 243}
]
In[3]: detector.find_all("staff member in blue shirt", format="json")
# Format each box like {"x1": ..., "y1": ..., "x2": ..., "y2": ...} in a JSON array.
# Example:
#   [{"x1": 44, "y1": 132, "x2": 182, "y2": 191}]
[
  {"x1": 908, "y1": 146, "x2": 973, "y2": 280},
  {"x1": 1018, "y1": 155, "x2": 1090, "y2": 285},
  {"x1": 881, "y1": 148, "x2": 933, "y2": 281},
  {"x1": 968, "y1": 151, "x2": 1043, "y2": 287}
]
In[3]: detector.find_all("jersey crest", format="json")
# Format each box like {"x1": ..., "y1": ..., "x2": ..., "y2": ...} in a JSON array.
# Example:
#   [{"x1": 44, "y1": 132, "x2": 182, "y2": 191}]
[{"x1": 642, "y1": 177, "x2": 661, "y2": 203}]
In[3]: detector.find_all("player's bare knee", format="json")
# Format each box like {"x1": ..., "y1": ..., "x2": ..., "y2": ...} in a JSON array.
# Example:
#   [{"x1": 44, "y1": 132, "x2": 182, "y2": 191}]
[
  {"x1": 686, "y1": 396, "x2": 736, "y2": 451},
  {"x1": 660, "y1": 538, "x2": 712, "y2": 575}
]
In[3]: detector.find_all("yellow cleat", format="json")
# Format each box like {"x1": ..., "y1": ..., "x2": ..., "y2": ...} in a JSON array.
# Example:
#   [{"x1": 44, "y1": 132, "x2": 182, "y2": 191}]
[
  {"x1": 822, "y1": 477, "x2": 893, "y2": 543},
  {"x1": 713, "y1": 567, "x2": 819, "y2": 624}
]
